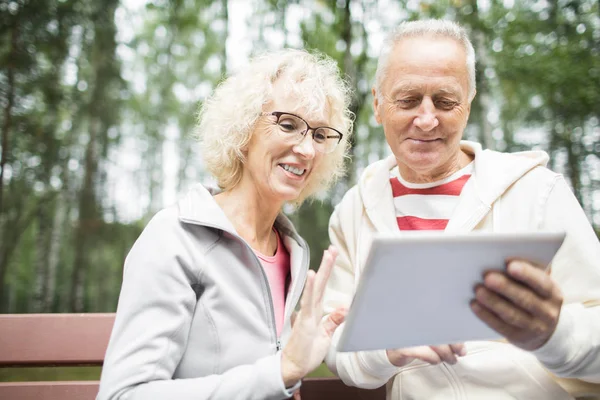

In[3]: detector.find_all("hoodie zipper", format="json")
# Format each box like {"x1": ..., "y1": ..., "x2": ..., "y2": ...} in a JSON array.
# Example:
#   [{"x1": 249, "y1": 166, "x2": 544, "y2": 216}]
[{"x1": 180, "y1": 218, "x2": 307, "y2": 353}]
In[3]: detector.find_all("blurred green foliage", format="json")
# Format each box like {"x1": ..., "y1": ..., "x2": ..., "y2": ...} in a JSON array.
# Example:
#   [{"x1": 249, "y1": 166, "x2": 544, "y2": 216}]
[
  {"x1": 0, "y1": 363, "x2": 334, "y2": 381},
  {"x1": 1, "y1": 0, "x2": 599, "y2": 306},
  {"x1": 0, "y1": 0, "x2": 599, "y2": 382},
  {"x1": 0, "y1": 366, "x2": 101, "y2": 382}
]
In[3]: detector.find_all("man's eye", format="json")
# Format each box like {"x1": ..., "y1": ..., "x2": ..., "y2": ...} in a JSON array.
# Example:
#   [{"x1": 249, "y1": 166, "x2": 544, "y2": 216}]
[
  {"x1": 436, "y1": 100, "x2": 457, "y2": 109},
  {"x1": 396, "y1": 99, "x2": 418, "y2": 107}
]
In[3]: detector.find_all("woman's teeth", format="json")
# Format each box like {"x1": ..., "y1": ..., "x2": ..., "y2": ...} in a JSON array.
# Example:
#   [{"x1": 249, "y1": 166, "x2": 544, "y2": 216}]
[{"x1": 281, "y1": 164, "x2": 305, "y2": 176}]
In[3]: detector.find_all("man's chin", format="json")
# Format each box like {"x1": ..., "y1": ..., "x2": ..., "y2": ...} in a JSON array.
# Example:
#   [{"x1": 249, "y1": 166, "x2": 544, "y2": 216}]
[{"x1": 397, "y1": 156, "x2": 445, "y2": 176}]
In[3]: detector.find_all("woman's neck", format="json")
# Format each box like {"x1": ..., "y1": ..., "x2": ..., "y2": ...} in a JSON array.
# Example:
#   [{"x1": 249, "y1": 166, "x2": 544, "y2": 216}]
[{"x1": 214, "y1": 187, "x2": 281, "y2": 256}]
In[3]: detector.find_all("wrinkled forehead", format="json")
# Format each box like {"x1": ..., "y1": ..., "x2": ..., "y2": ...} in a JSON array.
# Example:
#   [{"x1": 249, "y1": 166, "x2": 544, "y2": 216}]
[
  {"x1": 266, "y1": 73, "x2": 332, "y2": 126},
  {"x1": 381, "y1": 36, "x2": 470, "y2": 96}
]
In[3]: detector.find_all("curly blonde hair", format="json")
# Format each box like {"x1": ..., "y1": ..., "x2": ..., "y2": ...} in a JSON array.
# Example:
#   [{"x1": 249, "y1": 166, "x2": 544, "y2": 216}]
[{"x1": 196, "y1": 49, "x2": 354, "y2": 204}]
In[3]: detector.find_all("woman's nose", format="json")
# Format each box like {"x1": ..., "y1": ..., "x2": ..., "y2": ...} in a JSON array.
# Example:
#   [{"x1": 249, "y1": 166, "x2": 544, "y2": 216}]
[{"x1": 293, "y1": 132, "x2": 316, "y2": 159}]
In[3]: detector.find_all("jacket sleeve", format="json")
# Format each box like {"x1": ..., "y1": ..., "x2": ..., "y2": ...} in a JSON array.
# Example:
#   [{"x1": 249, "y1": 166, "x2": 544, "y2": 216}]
[
  {"x1": 96, "y1": 209, "x2": 296, "y2": 400},
  {"x1": 531, "y1": 175, "x2": 600, "y2": 383},
  {"x1": 323, "y1": 189, "x2": 400, "y2": 389}
]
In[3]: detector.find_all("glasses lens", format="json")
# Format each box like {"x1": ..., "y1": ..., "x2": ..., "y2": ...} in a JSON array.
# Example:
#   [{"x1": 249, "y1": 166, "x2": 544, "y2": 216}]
[
  {"x1": 313, "y1": 128, "x2": 341, "y2": 153},
  {"x1": 275, "y1": 113, "x2": 341, "y2": 154},
  {"x1": 276, "y1": 114, "x2": 306, "y2": 140}
]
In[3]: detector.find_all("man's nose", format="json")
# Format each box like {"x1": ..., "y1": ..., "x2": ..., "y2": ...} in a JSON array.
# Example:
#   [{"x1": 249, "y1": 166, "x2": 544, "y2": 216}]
[
  {"x1": 413, "y1": 98, "x2": 439, "y2": 131},
  {"x1": 293, "y1": 131, "x2": 316, "y2": 159}
]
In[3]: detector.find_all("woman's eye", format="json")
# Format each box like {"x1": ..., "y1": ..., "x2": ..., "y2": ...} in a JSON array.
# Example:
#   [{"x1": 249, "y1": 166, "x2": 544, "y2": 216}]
[
  {"x1": 279, "y1": 121, "x2": 297, "y2": 131},
  {"x1": 313, "y1": 131, "x2": 326, "y2": 143}
]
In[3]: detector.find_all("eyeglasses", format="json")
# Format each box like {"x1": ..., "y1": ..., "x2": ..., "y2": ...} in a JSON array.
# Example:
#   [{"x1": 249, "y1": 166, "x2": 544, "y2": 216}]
[{"x1": 261, "y1": 111, "x2": 343, "y2": 154}]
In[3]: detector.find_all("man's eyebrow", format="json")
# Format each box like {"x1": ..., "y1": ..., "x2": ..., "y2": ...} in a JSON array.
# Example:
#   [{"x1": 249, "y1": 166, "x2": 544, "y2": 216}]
[
  {"x1": 391, "y1": 83, "x2": 422, "y2": 93},
  {"x1": 436, "y1": 87, "x2": 462, "y2": 96},
  {"x1": 388, "y1": 84, "x2": 464, "y2": 99}
]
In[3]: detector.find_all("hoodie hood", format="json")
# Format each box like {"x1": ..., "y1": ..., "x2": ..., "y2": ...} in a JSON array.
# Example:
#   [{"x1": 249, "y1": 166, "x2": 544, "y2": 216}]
[{"x1": 357, "y1": 140, "x2": 549, "y2": 233}]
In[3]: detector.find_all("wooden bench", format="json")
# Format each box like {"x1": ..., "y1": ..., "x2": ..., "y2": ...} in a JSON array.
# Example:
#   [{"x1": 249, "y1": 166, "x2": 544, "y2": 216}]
[{"x1": 0, "y1": 314, "x2": 385, "y2": 400}]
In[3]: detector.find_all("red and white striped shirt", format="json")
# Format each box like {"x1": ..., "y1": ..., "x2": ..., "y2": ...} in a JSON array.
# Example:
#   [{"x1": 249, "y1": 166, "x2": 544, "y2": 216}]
[{"x1": 390, "y1": 163, "x2": 473, "y2": 231}]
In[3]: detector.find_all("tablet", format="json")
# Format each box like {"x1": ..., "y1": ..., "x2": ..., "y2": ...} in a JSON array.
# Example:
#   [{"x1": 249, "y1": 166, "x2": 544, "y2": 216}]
[{"x1": 336, "y1": 231, "x2": 566, "y2": 352}]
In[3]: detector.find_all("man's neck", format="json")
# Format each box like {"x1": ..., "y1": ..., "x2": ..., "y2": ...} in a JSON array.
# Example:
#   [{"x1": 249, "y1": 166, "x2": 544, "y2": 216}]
[{"x1": 397, "y1": 150, "x2": 473, "y2": 184}]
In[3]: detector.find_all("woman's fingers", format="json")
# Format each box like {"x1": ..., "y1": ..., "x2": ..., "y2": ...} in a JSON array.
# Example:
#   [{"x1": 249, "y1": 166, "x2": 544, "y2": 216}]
[
  {"x1": 300, "y1": 270, "x2": 316, "y2": 318},
  {"x1": 297, "y1": 246, "x2": 339, "y2": 323},
  {"x1": 313, "y1": 246, "x2": 338, "y2": 305}
]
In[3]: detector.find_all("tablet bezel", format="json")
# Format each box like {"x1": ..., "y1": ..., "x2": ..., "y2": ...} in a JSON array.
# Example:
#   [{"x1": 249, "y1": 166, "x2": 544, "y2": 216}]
[{"x1": 336, "y1": 231, "x2": 566, "y2": 352}]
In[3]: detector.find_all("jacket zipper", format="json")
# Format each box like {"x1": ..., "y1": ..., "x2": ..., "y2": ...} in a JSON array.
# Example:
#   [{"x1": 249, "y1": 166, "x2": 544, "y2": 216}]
[
  {"x1": 180, "y1": 218, "x2": 307, "y2": 353},
  {"x1": 249, "y1": 247, "x2": 280, "y2": 350},
  {"x1": 244, "y1": 238, "x2": 308, "y2": 353},
  {"x1": 237, "y1": 236, "x2": 307, "y2": 354}
]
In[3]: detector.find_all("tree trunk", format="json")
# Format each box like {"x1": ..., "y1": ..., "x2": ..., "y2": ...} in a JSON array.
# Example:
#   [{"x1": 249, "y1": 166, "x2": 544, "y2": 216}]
[
  {"x1": 32, "y1": 201, "x2": 54, "y2": 312},
  {"x1": 469, "y1": 0, "x2": 494, "y2": 150},
  {"x1": 0, "y1": 192, "x2": 55, "y2": 309},
  {"x1": 0, "y1": 16, "x2": 17, "y2": 216},
  {"x1": 69, "y1": 0, "x2": 121, "y2": 312},
  {"x1": 221, "y1": 0, "x2": 228, "y2": 76},
  {"x1": 70, "y1": 118, "x2": 98, "y2": 312},
  {"x1": 564, "y1": 127, "x2": 583, "y2": 206},
  {"x1": 339, "y1": 0, "x2": 369, "y2": 186},
  {"x1": 0, "y1": 18, "x2": 18, "y2": 302},
  {"x1": 43, "y1": 194, "x2": 66, "y2": 312}
]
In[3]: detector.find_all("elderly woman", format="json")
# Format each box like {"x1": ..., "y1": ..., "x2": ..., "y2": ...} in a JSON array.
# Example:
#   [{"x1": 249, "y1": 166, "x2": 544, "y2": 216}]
[
  {"x1": 97, "y1": 49, "x2": 353, "y2": 400},
  {"x1": 323, "y1": 19, "x2": 600, "y2": 399}
]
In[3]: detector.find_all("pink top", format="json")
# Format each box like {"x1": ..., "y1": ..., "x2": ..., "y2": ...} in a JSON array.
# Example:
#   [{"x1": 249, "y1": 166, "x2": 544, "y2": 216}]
[{"x1": 254, "y1": 229, "x2": 290, "y2": 336}]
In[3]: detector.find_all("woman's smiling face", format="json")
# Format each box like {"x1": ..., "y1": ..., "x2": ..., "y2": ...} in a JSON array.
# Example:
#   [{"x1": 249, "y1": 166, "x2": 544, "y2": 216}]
[{"x1": 240, "y1": 78, "x2": 331, "y2": 204}]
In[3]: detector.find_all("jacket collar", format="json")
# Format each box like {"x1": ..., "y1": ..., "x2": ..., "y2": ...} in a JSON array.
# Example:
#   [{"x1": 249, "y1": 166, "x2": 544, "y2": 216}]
[
  {"x1": 177, "y1": 184, "x2": 304, "y2": 245},
  {"x1": 178, "y1": 184, "x2": 308, "y2": 343},
  {"x1": 357, "y1": 140, "x2": 549, "y2": 232}
]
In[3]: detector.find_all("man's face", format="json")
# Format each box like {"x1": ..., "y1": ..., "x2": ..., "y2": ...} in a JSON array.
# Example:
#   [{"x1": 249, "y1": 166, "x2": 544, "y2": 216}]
[{"x1": 373, "y1": 36, "x2": 472, "y2": 182}]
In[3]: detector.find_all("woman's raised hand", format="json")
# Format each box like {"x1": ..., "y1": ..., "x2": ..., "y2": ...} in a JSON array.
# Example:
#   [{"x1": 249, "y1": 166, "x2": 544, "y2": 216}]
[{"x1": 281, "y1": 246, "x2": 346, "y2": 387}]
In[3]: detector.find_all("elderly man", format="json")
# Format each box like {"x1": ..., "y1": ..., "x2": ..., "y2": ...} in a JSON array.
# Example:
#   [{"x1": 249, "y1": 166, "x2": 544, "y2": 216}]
[{"x1": 323, "y1": 19, "x2": 600, "y2": 399}]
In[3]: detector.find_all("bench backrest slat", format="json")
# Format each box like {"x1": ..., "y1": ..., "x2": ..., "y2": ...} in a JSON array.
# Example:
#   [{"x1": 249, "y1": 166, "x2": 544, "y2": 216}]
[
  {"x1": 0, "y1": 381, "x2": 100, "y2": 400},
  {"x1": 0, "y1": 314, "x2": 386, "y2": 400},
  {"x1": 0, "y1": 314, "x2": 115, "y2": 366},
  {"x1": 0, "y1": 379, "x2": 386, "y2": 400}
]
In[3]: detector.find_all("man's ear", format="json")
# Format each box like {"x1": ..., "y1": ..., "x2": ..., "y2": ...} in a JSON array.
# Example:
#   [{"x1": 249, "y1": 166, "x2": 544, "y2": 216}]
[
  {"x1": 465, "y1": 89, "x2": 476, "y2": 120},
  {"x1": 372, "y1": 87, "x2": 382, "y2": 124}
]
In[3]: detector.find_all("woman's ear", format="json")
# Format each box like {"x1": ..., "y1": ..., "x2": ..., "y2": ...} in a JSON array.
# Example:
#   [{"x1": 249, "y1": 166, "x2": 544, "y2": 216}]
[
  {"x1": 240, "y1": 143, "x2": 249, "y2": 156},
  {"x1": 239, "y1": 129, "x2": 254, "y2": 157}
]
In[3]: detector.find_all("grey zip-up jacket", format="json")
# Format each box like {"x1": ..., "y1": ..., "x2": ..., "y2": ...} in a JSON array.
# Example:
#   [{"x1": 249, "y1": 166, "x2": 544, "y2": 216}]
[{"x1": 97, "y1": 185, "x2": 309, "y2": 400}]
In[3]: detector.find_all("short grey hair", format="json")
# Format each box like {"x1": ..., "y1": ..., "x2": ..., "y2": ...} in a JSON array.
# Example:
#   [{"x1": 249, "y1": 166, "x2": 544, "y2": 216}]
[
  {"x1": 375, "y1": 19, "x2": 476, "y2": 100},
  {"x1": 196, "y1": 49, "x2": 354, "y2": 204}
]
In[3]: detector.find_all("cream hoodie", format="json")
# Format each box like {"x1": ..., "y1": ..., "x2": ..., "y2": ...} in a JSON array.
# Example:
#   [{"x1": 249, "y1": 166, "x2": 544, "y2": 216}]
[{"x1": 324, "y1": 141, "x2": 600, "y2": 399}]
